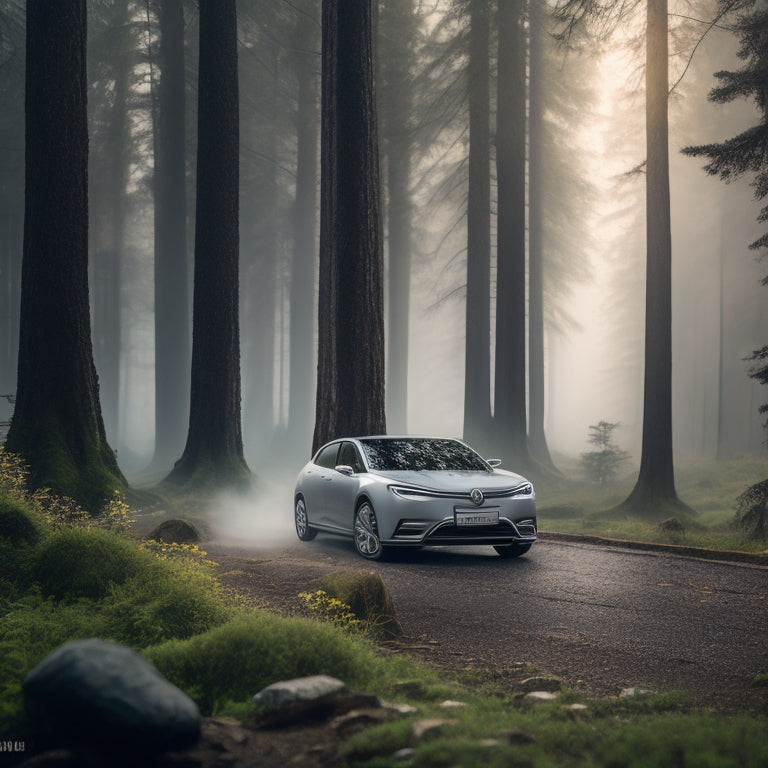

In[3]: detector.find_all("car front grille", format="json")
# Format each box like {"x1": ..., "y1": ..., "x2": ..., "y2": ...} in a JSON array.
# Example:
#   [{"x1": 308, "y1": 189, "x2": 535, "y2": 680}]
[{"x1": 429, "y1": 522, "x2": 515, "y2": 538}]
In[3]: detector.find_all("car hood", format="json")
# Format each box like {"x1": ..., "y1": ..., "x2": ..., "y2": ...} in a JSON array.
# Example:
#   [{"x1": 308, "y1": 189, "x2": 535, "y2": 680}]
[{"x1": 369, "y1": 468, "x2": 529, "y2": 493}]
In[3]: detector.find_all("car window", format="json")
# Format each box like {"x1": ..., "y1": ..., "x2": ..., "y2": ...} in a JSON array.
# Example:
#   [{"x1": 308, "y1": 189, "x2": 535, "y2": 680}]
[
  {"x1": 359, "y1": 438, "x2": 490, "y2": 472},
  {"x1": 314, "y1": 443, "x2": 340, "y2": 469},
  {"x1": 338, "y1": 441, "x2": 364, "y2": 473}
]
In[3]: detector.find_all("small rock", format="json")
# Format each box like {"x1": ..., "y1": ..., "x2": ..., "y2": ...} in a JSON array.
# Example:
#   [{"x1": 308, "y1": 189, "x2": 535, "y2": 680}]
[
  {"x1": 22, "y1": 638, "x2": 201, "y2": 754},
  {"x1": 381, "y1": 700, "x2": 418, "y2": 715},
  {"x1": 523, "y1": 691, "x2": 559, "y2": 703},
  {"x1": 567, "y1": 703, "x2": 589, "y2": 712},
  {"x1": 519, "y1": 676, "x2": 562, "y2": 693},
  {"x1": 393, "y1": 747, "x2": 416, "y2": 760},
  {"x1": 620, "y1": 687, "x2": 654, "y2": 698},
  {"x1": 331, "y1": 708, "x2": 390, "y2": 737},
  {"x1": 253, "y1": 675, "x2": 347, "y2": 708},
  {"x1": 411, "y1": 718, "x2": 458, "y2": 741},
  {"x1": 479, "y1": 738, "x2": 500, "y2": 747},
  {"x1": 439, "y1": 699, "x2": 467, "y2": 708},
  {"x1": 249, "y1": 677, "x2": 379, "y2": 728},
  {"x1": 147, "y1": 518, "x2": 200, "y2": 544}
]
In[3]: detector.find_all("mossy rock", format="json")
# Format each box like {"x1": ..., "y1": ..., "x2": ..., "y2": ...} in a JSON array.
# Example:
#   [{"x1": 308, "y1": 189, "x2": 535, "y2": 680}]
[
  {"x1": 317, "y1": 570, "x2": 402, "y2": 639},
  {"x1": 148, "y1": 518, "x2": 201, "y2": 545},
  {"x1": 0, "y1": 499, "x2": 41, "y2": 545}
]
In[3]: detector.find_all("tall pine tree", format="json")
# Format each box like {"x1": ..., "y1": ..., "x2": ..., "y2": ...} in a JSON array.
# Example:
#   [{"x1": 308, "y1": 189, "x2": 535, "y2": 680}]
[
  {"x1": 7, "y1": 0, "x2": 124, "y2": 510},
  {"x1": 166, "y1": 0, "x2": 250, "y2": 489}
]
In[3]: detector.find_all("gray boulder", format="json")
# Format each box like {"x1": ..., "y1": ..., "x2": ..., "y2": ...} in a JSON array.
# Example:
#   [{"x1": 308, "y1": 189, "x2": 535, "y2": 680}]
[{"x1": 23, "y1": 638, "x2": 201, "y2": 754}]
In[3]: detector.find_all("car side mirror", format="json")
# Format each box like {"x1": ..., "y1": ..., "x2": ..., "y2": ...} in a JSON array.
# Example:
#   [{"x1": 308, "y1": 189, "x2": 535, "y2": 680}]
[
  {"x1": 335, "y1": 464, "x2": 354, "y2": 476},
  {"x1": 487, "y1": 458, "x2": 502, "y2": 468}
]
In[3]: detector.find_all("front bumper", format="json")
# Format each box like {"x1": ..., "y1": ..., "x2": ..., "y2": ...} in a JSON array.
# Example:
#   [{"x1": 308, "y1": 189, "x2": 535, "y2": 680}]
[{"x1": 383, "y1": 515, "x2": 537, "y2": 547}]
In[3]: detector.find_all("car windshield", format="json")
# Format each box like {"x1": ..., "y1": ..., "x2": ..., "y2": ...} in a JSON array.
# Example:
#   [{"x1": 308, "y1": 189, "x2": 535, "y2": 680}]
[{"x1": 359, "y1": 438, "x2": 490, "y2": 472}]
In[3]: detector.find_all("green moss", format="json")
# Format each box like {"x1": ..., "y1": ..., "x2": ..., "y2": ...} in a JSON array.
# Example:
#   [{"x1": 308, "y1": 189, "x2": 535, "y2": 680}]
[
  {"x1": 317, "y1": 571, "x2": 402, "y2": 639},
  {"x1": 0, "y1": 498, "x2": 42, "y2": 546},
  {"x1": 0, "y1": 498, "x2": 48, "y2": 599},
  {"x1": 6, "y1": 413, "x2": 125, "y2": 513},
  {"x1": 144, "y1": 611, "x2": 416, "y2": 715},
  {"x1": 100, "y1": 555, "x2": 232, "y2": 646},
  {"x1": 31, "y1": 527, "x2": 153, "y2": 601}
]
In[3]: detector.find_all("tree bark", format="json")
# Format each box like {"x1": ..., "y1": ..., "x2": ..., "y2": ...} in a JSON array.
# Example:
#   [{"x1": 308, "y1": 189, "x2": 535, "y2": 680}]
[
  {"x1": 312, "y1": 0, "x2": 386, "y2": 454},
  {"x1": 463, "y1": 0, "x2": 493, "y2": 449},
  {"x1": 91, "y1": 0, "x2": 130, "y2": 446},
  {"x1": 381, "y1": 0, "x2": 415, "y2": 436},
  {"x1": 620, "y1": 0, "x2": 687, "y2": 514},
  {"x1": 7, "y1": 0, "x2": 124, "y2": 510},
  {"x1": 287, "y1": 6, "x2": 320, "y2": 455},
  {"x1": 152, "y1": 0, "x2": 190, "y2": 470},
  {"x1": 527, "y1": 0, "x2": 556, "y2": 470},
  {"x1": 0, "y1": 10, "x2": 24, "y2": 400},
  {"x1": 493, "y1": 0, "x2": 528, "y2": 464},
  {"x1": 166, "y1": 0, "x2": 250, "y2": 489},
  {"x1": 242, "y1": 52, "x2": 279, "y2": 463}
]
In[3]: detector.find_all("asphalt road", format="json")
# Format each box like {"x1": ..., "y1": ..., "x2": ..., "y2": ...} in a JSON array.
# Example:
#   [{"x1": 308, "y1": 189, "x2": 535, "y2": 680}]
[{"x1": 211, "y1": 535, "x2": 768, "y2": 711}]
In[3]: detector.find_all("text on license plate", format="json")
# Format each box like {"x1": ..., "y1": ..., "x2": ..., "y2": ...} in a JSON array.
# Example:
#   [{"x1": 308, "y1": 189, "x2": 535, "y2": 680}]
[{"x1": 455, "y1": 508, "x2": 499, "y2": 526}]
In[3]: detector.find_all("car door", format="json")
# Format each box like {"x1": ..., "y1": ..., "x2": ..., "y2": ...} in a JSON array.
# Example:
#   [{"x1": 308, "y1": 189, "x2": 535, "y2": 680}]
[
  {"x1": 324, "y1": 441, "x2": 365, "y2": 532},
  {"x1": 301, "y1": 442, "x2": 339, "y2": 527}
]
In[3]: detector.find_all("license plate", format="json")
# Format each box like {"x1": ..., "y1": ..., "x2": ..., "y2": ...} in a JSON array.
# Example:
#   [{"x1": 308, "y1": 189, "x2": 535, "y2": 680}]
[{"x1": 455, "y1": 508, "x2": 499, "y2": 526}]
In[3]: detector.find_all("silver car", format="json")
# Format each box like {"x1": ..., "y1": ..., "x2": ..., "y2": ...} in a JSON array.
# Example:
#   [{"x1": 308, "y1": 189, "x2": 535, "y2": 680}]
[{"x1": 293, "y1": 436, "x2": 536, "y2": 560}]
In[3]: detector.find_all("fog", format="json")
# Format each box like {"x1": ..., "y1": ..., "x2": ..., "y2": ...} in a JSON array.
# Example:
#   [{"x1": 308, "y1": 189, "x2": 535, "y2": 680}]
[
  {"x1": 106, "y1": 1, "x2": 768, "y2": 474},
  {"x1": 1, "y1": 1, "x2": 766, "y2": 510}
]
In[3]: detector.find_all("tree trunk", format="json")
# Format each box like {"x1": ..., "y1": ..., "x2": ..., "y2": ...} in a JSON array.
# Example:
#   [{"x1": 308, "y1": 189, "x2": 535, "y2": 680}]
[
  {"x1": 91, "y1": 0, "x2": 130, "y2": 447},
  {"x1": 152, "y1": 0, "x2": 190, "y2": 470},
  {"x1": 287, "y1": 6, "x2": 320, "y2": 456},
  {"x1": 0, "y1": 17, "x2": 23, "y2": 400},
  {"x1": 0, "y1": 213, "x2": 22, "y2": 398},
  {"x1": 493, "y1": 0, "x2": 528, "y2": 464},
  {"x1": 312, "y1": 0, "x2": 386, "y2": 454},
  {"x1": 7, "y1": 0, "x2": 124, "y2": 510},
  {"x1": 620, "y1": 0, "x2": 687, "y2": 515},
  {"x1": 166, "y1": 0, "x2": 250, "y2": 489},
  {"x1": 381, "y1": 0, "x2": 415, "y2": 436},
  {"x1": 242, "y1": 53, "x2": 279, "y2": 463},
  {"x1": 463, "y1": 0, "x2": 493, "y2": 449},
  {"x1": 527, "y1": 1, "x2": 556, "y2": 470}
]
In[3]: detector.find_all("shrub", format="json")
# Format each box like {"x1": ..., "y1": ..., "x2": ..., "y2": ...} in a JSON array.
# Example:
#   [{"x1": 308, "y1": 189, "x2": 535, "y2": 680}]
[
  {"x1": 0, "y1": 498, "x2": 47, "y2": 599},
  {"x1": 0, "y1": 498, "x2": 41, "y2": 546},
  {"x1": 735, "y1": 478, "x2": 768, "y2": 541},
  {"x1": 144, "y1": 612, "x2": 382, "y2": 715},
  {"x1": 101, "y1": 557, "x2": 231, "y2": 646},
  {"x1": 31, "y1": 527, "x2": 154, "y2": 600}
]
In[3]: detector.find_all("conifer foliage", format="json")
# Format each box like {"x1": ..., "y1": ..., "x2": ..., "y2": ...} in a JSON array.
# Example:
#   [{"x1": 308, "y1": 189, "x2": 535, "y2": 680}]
[{"x1": 683, "y1": 1, "x2": 768, "y2": 422}]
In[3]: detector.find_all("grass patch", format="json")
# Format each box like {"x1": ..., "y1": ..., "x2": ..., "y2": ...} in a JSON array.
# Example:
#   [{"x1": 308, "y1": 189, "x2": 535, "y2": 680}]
[
  {"x1": 339, "y1": 693, "x2": 768, "y2": 768},
  {"x1": 536, "y1": 456, "x2": 768, "y2": 553},
  {"x1": 143, "y1": 611, "x2": 433, "y2": 716}
]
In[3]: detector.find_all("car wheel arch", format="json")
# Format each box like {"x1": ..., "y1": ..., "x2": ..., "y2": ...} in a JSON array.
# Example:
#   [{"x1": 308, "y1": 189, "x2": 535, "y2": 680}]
[{"x1": 353, "y1": 494, "x2": 374, "y2": 525}]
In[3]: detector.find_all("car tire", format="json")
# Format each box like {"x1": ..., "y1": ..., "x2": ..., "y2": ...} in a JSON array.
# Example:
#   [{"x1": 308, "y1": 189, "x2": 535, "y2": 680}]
[
  {"x1": 295, "y1": 497, "x2": 317, "y2": 541},
  {"x1": 493, "y1": 542, "x2": 532, "y2": 558},
  {"x1": 353, "y1": 501, "x2": 385, "y2": 560}
]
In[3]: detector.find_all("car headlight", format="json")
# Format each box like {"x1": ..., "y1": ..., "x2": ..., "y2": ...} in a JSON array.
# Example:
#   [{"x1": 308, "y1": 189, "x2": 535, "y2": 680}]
[
  {"x1": 510, "y1": 482, "x2": 533, "y2": 497},
  {"x1": 389, "y1": 486, "x2": 441, "y2": 500}
]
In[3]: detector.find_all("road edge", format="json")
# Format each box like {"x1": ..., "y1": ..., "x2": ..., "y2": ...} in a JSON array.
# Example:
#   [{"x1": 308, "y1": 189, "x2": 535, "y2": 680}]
[{"x1": 537, "y1": 530, "x2": 768, "y2": 567}]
